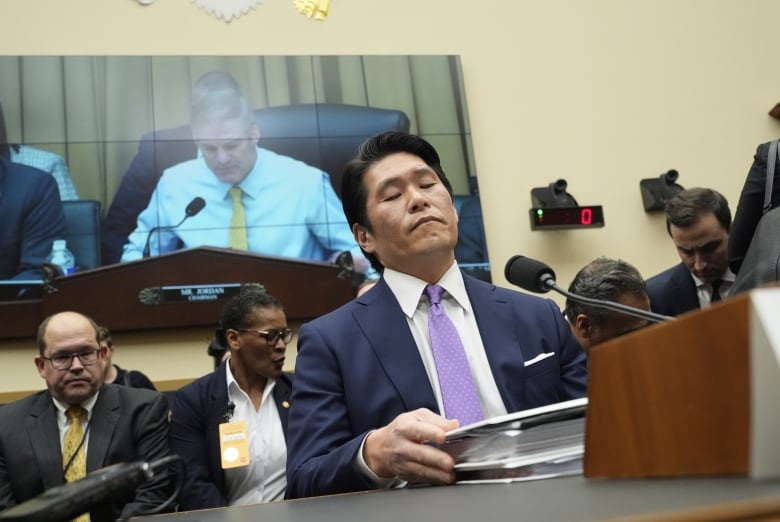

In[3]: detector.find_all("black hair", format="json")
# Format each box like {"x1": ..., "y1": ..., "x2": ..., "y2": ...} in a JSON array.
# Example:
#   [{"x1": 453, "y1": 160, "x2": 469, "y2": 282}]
[
  {"x1": 564, "y1": 257, "x2": 648, "y2": 328},
  {"x1": 340, "y1": 131, "x2": 453, "y2": 272},
  {"x1": 219, "y1": 289, "x2": 283, "y2": 332},
  {"x1": 207, "y1": 329, "x2": 228, "y2": 370},
  {"x1": 664, "y1": 187, "x2": 731, "y2": 235}
]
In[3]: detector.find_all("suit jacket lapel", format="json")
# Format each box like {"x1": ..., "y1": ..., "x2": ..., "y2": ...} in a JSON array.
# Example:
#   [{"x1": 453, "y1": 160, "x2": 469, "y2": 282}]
[
  {"x1": 26, "y1": 393, "x2": 65, "y2": 489},
  {"x1": 208, "y1": 364, "x2": 230, "y2": 428},
  {"x1": 354, "y1": 279, "x2": 439, "y2": 413},
  {"x1": 207, "y1": 365, "x2": 230, "y2": 493},
  {"x1": 86, "y1": 385, "x2": 121, "y2": 472},
  {"x1": 463, "y1": 276, "x2": 526, "y2": 412},
  {"x1": 672, "y1": 263, "x2": 700, "y2": 312},
  {"x1": 272, "y1": 374, "x2": 293, "y2": 437}
]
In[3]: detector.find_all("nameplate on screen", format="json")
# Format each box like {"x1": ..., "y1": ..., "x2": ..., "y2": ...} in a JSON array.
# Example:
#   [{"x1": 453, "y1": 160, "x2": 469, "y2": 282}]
[{"x1": 138, "y1": 282, "x2": 265, "y2": 305}]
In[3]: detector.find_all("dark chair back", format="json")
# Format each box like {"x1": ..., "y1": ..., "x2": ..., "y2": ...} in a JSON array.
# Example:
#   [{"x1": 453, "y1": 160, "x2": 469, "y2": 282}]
[
  {"x1": 63, "y1": 200, "x2": 102, "y2": 271},
  {"x1": 255, "y1": 103, "x2": 410, "y2": 194}
]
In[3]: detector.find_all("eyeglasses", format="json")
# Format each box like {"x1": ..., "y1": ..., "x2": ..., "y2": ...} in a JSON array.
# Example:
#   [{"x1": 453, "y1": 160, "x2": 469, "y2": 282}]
[
  {"x1": 42, "y1": 349, "x2": 101, "y2": 370},
  {"x1": 235, "y1": 328, "x2": 293, "y2": 345}
]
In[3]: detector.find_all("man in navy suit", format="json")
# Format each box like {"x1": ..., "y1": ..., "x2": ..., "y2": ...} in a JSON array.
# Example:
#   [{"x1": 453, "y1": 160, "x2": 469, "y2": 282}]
[
  {"x1": 0, "y1": 156, "x2": 67, "y2": 280},
  {"x1": 285, "y1": 131, "x2": 587, "y2": 499},
  {"x1": 169, "y1": 290, "x2": 293, "y2": 510},
  {"x1": 646, "y1": 188, "x2": 734, "y2": 316}
]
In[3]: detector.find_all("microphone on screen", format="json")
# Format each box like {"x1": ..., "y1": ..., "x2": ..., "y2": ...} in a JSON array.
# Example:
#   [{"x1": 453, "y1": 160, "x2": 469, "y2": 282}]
[
  {"x1": 142, "y1": 197, "x2": 206, "y2": 258},
  {"x1": 503, "y1": 255, "x2": 672, "y2": 324}
]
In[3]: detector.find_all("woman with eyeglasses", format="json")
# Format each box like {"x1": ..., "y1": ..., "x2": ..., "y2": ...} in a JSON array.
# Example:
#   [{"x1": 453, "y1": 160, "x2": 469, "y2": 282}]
[{"x1": 168, "y1": 289, "x2": 294, "y2": 511}]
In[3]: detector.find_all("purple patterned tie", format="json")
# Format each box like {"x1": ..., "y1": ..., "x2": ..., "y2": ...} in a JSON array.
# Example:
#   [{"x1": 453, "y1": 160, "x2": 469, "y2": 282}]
[{"x1": 425, "y1": 284, "x2": 484, "y2": 425}]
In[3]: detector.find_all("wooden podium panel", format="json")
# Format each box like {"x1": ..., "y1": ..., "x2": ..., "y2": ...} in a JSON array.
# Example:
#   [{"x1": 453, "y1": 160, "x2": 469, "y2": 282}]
[
  {"x1": 585, "y1": 289, "x2": 780, "y2": 479},
  {"x1": 584, "y1": 294, "x2": 752, "y2": 478},
  {"x1": 0, "y1": 247, "x2": 355, "y2": 338}
]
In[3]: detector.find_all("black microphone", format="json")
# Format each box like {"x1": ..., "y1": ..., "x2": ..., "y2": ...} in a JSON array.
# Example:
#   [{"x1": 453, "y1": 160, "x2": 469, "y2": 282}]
[
  {"x1": 223, "y1": 401, "x2": 236, "y2": 422},
  {"x1": 0, "y1": 456, "x2": 181, "y2": 522},
  {"x1": 504, "y1": 255, "x2": 673, "y2": 324},
  {"x1": 142, "y1": 196, "x2": 206, "y2": 258},
  {"x1": 0, "y1": 458, "x2": 163, "y2": 522},
  {"x1": 504, "y1": 255, "x2": 557, "y2": 293}
]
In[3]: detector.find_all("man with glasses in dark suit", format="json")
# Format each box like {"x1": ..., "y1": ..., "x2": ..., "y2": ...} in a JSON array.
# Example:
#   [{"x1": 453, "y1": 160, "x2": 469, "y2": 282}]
[{"x1": 0, "y1": 311, "x2": 173, "y2": 520}]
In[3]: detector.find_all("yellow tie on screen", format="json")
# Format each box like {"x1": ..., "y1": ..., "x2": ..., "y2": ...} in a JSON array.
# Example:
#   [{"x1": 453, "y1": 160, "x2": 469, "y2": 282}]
[
  {"x1": 63, "y1": 406, "x2": 89, "y2": 522},
  {"x1": 229, "y1": 187, "x2": 248, "y2": 250}
]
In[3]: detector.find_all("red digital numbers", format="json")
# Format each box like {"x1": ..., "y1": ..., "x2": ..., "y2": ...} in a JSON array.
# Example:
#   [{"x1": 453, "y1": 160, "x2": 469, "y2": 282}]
[{"x1": 580, "y1": 207, "x2": 592, "y2": 225}]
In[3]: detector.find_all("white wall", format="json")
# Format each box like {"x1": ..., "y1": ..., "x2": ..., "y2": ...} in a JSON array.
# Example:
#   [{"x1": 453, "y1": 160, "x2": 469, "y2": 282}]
[{"x1": 1, "y1": 0, "x2": 779, "y2": 393}]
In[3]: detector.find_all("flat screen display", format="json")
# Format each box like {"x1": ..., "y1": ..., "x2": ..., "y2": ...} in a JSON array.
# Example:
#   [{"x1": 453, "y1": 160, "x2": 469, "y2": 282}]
[{"x1": 0, "y1": 55, "x2": 490, "y2": 283}]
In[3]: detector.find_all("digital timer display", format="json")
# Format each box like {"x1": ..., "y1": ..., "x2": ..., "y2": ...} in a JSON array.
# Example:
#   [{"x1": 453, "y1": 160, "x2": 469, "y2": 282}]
[{"x1": 529, "y1": 206, "x2": 605, "y2": 230}]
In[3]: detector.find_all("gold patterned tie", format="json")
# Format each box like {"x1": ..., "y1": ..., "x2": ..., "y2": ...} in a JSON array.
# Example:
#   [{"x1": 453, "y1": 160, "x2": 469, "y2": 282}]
[
  {"x1": 229, "y1": 187, "x2": 248, "y2": 250},
  {"x1": 63, "y1": 406, "x2": 89, "y2": 521}
]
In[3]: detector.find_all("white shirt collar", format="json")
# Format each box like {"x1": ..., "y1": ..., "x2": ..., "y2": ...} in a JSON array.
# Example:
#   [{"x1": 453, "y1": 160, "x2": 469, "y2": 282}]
[
  {"x1": 225, "y1": 356, "x2": 276, "y2": 404},
  {"x1": 383, "y1": 262, "x2": 471, "y2": 318},
  {"x1": 691, "y1": 267, "x2": 736, "y2": 289},
  {"x1": 52, "y1": 390, "x2": 99, "y2": 418}
]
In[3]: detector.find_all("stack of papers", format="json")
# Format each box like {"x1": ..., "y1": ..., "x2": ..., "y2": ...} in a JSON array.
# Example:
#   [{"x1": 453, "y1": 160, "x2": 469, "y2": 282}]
[{"x1": 441, "y1": 397, "x2": 587, "y2": 483}]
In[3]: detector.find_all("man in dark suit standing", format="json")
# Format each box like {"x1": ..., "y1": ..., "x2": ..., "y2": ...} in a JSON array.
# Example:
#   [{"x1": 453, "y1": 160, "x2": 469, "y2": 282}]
[
  {"x1": 646, "y1": 188, "x2": 734, "y2": 316},
  {"x1": 0, "y1": 311, "x2": 173, "y2": 520},
  {"x1": 0, "y1": 156, "x2": 67, "y2": 280},
  {"x1": 286, "y1": 131, "x2": 587, "y2": 499},
  {"x1": 169, "y1": 290, "x2": 293, "y2": 510}
]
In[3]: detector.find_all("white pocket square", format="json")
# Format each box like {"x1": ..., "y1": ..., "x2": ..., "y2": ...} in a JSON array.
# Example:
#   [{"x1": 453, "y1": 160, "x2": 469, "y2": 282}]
[{"x1": 524, "y1": 352, "x2": 556, "y2": 367}]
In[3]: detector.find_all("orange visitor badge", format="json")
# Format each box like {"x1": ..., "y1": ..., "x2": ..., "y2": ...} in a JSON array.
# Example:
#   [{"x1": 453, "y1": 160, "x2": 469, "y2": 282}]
[{"x1": 219, "y1": 420, "x2": 250, "y2": 469}]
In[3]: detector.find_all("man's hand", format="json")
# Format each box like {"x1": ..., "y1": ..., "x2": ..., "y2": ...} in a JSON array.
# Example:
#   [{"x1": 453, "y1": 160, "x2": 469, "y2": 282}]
[{"x1": 363, "y1": 408, "x2": 459, "y2": 485}]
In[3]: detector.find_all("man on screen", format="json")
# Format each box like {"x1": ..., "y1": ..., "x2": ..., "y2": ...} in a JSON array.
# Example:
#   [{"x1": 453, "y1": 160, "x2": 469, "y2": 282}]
[{"x1": 120, "y1": 72, "x2": 370, "y2": 275}]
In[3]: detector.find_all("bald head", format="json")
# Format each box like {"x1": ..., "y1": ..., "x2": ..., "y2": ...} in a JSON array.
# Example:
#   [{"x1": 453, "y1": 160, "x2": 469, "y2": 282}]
[
  {"x1": 191, "y1": 70, "x2": 242, "y2": 106},
  {"x1": 37, "y1": 311, "x2": 100, "y2": 356},
  {"x1": 35, "y1": 311, "x2": 106, "y2": 405}
]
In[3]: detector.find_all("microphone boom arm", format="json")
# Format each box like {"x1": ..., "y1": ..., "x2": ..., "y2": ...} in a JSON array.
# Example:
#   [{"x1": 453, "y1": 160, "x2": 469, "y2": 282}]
[
  {"x1": 141, "y1": 197, "x2": 206, "y2": 258},
  {"x1": 543, "y1": 277, "x2": 672, "y2": 324}
]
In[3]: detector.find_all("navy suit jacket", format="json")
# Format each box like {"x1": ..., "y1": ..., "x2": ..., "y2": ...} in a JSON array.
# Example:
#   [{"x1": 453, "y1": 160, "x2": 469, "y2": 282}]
[
  {"x1": 646, "y1": 262, "x2": 700, "y2": 317},
  {"x1": 286, "y1": 274, "x2": 588, "y2": 498},
  {"x1": 0, "y1": 157, "x2": 67, "y2": 280},
  {"x1": 0, "y1": 385, "x2": 173, "y2": 520},
  {"x1": 168, "y1": 362, "x2": 293, "y2": 510}
]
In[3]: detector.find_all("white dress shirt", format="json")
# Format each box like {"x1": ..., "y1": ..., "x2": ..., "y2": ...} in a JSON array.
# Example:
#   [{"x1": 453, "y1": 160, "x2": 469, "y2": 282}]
[
  {"x1": 223, "y1": 362, "x2": 286, "y2": 505},
  {"x1": 356, "y1": 263, "x2": 507, "y2": 486},
  {"x1": 54, "y1": 392, "x2": 99, "y2": 453},
  {"x1": 383, "y1": 263, "x2": 507, "y2": 420},
  {"x1": 692, "y1": 268, "x2": 736, "y2": 308}
]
